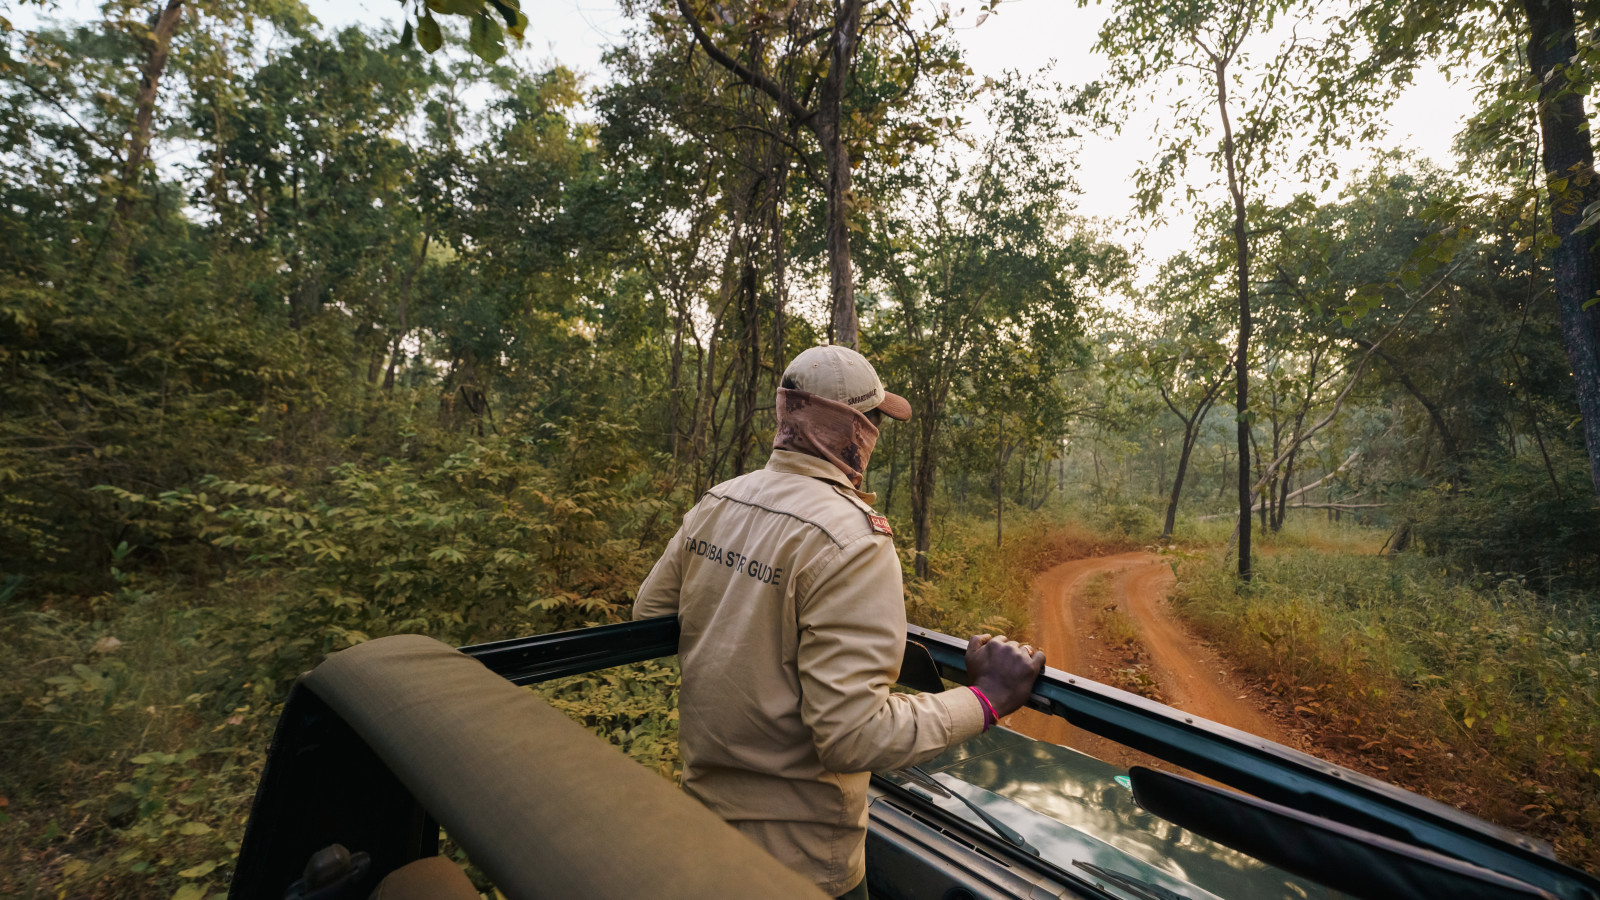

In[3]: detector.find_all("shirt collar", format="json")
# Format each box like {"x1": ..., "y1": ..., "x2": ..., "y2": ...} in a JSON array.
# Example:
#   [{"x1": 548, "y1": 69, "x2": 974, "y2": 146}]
[{"x1": 766, "y1": 449, "x2": 878, "y2": 505}]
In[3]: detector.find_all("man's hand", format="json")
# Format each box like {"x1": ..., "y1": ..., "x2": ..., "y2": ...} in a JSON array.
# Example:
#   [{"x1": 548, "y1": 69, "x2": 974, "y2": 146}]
[{"x1": 966, "y1": 634, "x2": 1045, "y2": 718}]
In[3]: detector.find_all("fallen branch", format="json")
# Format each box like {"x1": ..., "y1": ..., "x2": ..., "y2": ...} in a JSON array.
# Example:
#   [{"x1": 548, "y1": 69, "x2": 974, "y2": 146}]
[
  {"x1": 1202, "y1": 500, "x2": 1387, "y2": 519},
  {"x1": 1277, "y1": 449, "x2": 1359, "y2": 505},
  {"x1": 1226, "y1": 258, "x2": 1465, "y2": 558},
  {"x1": 1197, "y1": 450, "x2": 1358, "y2": 519}
]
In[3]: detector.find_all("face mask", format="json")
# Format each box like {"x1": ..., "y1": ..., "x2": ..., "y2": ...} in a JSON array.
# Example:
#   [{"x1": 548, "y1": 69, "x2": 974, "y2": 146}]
[{"x1": 773, "y1": 388, "x2": 880, "y2": 488}]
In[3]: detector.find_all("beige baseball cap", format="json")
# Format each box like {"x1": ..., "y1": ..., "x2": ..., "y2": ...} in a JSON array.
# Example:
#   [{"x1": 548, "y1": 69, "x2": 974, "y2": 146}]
[{"x1": 780, "y1": 346, "x2": 912, "y2": 420}]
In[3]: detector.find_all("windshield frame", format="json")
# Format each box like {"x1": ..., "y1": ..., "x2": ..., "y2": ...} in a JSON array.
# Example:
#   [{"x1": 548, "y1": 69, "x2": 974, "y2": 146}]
[{"x1": 460, "y1": 617, "x2": 1599, "y2": 900}]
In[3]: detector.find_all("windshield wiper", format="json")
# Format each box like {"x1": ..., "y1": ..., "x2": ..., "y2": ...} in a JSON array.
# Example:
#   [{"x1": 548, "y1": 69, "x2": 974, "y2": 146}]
[
  {"x1": 896, "y1": 765, "x2": 1040, "y2": 856},
  {"x1": 1072, "y1": 861, "x2": 1190, "y2": 900}
]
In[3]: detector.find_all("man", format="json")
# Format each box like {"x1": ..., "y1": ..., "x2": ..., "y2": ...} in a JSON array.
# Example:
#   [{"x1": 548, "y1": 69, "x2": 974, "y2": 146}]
[{"x1": 634, "y1": 345, "x2": 1045, "y2": 899}]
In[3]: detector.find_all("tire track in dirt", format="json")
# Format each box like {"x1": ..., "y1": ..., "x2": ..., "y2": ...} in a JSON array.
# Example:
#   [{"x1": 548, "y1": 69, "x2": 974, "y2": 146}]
[{"x1": 1006, "y1": 550, "x2": 1288, "y2": 773}]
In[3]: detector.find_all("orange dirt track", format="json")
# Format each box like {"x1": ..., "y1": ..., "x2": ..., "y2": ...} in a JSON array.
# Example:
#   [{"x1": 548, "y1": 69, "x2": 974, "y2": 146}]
[{"x1": 1004, "y1": 551, "x2": 1289, "y2": 773}]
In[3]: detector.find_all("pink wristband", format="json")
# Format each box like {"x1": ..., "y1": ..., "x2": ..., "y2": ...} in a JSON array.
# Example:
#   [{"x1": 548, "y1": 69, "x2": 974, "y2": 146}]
[{"x1": 969, "y1": 686, "x2": 999, "y2": 731}]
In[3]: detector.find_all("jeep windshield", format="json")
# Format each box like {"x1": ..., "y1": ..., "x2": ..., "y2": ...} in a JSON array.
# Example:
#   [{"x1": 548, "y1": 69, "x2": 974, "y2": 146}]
[
  {"x1": 878, "y1": 727, "x2": 1331, "y2": 900},
  {"x1": 448, "y1": 616, "x2": 1594, "y2": 900}
]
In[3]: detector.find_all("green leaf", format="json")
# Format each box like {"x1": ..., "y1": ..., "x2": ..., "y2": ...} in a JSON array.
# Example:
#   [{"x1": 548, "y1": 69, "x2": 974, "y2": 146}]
[
  {"x1": 171, "y1": 885, "x2": 207, "y2": 900},
  {"x1": 417, "y1": 14, "x2": 443, "y2": 53},
  {"x1": 489, "y1": 0, "x2": 521, "y2": 32},
  {"x1": 178, "y1": 821, "x2": 213, "y2": 835},
  {"x1": 178, "y1": 860, "x2": 219, "y2": 879},
  {"x1": 1584, "y1": 296, "x2": 1599, "y2": 311},
  {"x1": 400, "y1": 21, "x2": 413, "y2": 49},
  {"x1": 468, "y1": 13, "x2": 505, "y2": 63}
]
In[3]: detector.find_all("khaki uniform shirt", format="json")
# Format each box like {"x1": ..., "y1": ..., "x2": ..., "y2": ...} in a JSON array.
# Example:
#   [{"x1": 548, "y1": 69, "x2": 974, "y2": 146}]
[{"x1": 633, "y1": 450, "x2": 984, "y2": 896}]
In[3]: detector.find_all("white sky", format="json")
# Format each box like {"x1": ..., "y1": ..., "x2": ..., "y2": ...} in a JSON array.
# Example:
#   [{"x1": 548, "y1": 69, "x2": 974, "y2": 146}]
[
  {"x1": 16, "y1": 0, "x2": 1477, "y2": 282},
  {"x1": 307, "y1": 0, "x2": 1473, "y2": 279}
]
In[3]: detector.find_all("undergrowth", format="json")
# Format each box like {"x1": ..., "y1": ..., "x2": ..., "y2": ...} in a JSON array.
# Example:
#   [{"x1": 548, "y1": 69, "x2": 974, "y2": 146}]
[
  {"x1": 1174, "y1": 547, "x2": 1600, "y2": 872},
  {"x1": 0, "y1": 430, "x2": 676, "y2": 900},
  {"x1": 1, "y1": 456, "x2": 1103, "y2": 899}
]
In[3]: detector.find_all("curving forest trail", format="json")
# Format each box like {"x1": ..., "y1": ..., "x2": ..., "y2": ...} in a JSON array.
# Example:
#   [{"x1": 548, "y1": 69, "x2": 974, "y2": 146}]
[{"x1": 1004, "y1": 550, "x2": 1291, "y2": 773}]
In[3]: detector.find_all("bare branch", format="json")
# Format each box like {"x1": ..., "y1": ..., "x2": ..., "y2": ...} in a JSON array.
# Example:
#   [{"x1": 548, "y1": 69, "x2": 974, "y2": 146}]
[
  {"x1": 675, "y1": 0, "x2": 813, "y2": 125},
  {"x1": 722, "y1": 123, "x2": 819, "y2": 180},
  {"x1": 20, "y1": 79, "x2": 125, "y2": 162}
]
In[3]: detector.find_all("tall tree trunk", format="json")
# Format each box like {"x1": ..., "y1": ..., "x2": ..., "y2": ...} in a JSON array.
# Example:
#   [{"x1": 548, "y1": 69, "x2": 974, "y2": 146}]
[
  {"x1": 1523, "y1": 0, "x2": 1600, "y2": 498},
  {"x1": 1215, "y1": 55, "x2": 1254, "y2": 580},
  {"x1": 884, "y1": 423, "x2": 900, "y2": 514},
  {"x1": 1162, "y1": 393, "x2": 1221, "y2": 539},
  {"x1": 911, "y1": 407, "x2": 940, "y2": 579},
  {"x1": 384, "y1": 233, "x2": 429, "y2": 394},
  {"x1": 815, "y1": 108, "x2": 858, "y2": 347},
  {"x1": 669, "y1": 298, "x2": 688, "y2": 464},
  {"x1": 995, "y1": 413, "x2": 1004, "y2": 548},
  {"x1": 1273, "y1": 450, "x2": 1297, "y2": 531},
  {"x1": 676, "y1": 0, "x2": 862, "y2": 349},
  {"x1": 1034, "y1": 452, "x2": 1052, "y2": 510},
  {"x1": 732, "y1": 253, "x2": 760, "y2": 476},
  {"x1": 1219, "y1": 439, "x2": 1229, "y2": 499},
  {"x1": 770, "y1": 166, "x2": 788, "y2": 388},
  {"x1": 114, "y1": 0, "x2": 186, "y2": 234},
  {"x1": 815, "y1": 0, "x2": 863, "y2": 347},
  {"x1": 1156, "y1": 440, "x2": 1168, "y2": 500},
  {"x1": 1163, "y1": 438, "x2": 1195, "y2": 540},
  {"x1": 689, "y1": 217, "x2": 747, "y2": 494}
]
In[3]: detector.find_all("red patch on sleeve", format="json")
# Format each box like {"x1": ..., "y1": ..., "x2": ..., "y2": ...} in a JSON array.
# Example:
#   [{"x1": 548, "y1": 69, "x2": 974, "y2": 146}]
[{"x1": 867, "y1": 513, "x2": 893, "y2": 536}]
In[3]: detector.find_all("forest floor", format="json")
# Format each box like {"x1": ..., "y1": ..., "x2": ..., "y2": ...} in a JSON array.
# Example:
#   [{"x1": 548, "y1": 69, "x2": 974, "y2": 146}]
[{"x1": 1003, "y1": 549, "x2": 1303, "y2": 773}]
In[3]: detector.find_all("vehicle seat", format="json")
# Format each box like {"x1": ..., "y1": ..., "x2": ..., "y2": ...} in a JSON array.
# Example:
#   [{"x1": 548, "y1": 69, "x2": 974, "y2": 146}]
[
  {"x1": 300, "y1": 633, "x2": 827, "y2": 899},
  {"x1": 367, "y1": 856, "x2": 478, "y2": 900}
]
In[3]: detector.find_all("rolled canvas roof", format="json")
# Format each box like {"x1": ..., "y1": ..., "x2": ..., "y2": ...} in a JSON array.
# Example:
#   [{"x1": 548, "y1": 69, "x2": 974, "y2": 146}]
[{"x1": 304, "y1": 634, "x2": 827, "y2": 900}]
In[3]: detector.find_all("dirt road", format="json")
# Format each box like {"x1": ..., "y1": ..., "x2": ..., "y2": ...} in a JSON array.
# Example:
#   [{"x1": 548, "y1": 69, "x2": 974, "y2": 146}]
[{"x1": 1005, "y1": 551, "x2": 1289, "y2": 771}]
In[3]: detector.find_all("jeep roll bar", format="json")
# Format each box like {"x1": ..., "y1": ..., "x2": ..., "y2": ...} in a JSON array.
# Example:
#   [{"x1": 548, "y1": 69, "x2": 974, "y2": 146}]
[
  {"x1": 233, "y1": 617, "x2": 1597, "y2": 900},
  {"x1": 460, "y1": 617, "x2": 1599, "y2": 900}
]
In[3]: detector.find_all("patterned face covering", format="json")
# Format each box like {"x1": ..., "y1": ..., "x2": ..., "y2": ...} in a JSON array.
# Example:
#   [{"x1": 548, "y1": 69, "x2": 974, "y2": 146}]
[{"x1": 773, "y1": 388, "x2": 880, "y2": 488}]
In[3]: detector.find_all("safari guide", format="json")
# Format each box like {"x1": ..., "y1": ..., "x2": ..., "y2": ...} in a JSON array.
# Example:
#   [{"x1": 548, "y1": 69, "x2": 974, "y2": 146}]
[{"x1": 634, "y1": 345, "x2": 1046, "y2": 899}]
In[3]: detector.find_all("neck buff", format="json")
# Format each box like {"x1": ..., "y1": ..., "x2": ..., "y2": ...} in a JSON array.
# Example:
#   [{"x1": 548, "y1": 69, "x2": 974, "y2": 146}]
[{"x1": 774, "y1": 388, "x2": 880, "y2": 489}]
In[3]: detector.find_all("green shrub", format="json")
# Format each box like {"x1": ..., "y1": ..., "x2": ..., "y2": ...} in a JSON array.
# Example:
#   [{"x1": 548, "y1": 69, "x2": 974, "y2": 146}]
[
  {"x1": 1087, "y1": 500, "x2": 1159, "y2": 542},
  {"x1": 1174, "y1": 549, "x2": 1600, "y2": 869},
  {"x1": 1411, "y1": 448, "x2": 1600, "y2": 589},
  {"x1": 1, "y1": 425, "x2": 682, "y2": 899}
]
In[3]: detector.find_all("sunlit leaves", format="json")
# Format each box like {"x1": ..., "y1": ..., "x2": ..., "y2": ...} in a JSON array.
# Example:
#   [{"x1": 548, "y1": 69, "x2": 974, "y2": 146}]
[
  {"x1": 399, "y1": 0, "x2": 525, "y2": 62},
  {"x1": 468, "y1": 9, "x2": 505, "y2": 63},
  {"x1": 416, "y1": 13, "x2": 442, "y2": 52}
]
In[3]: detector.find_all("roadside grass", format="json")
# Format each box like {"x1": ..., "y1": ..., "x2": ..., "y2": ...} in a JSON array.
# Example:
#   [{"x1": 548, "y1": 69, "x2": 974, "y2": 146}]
[
  {"x1": 1173, "y1": 547, "x2": 1600, "y2": 872},
  {"x1": 1166, "y1": 513, "x2": 1386, "y2": 555},
  {"x1": 1084, "y1": 573, "x2": 1166, "y2": 703},
  {"x1": 0, "y1": 582, "x2": 274, "y2": 900}
]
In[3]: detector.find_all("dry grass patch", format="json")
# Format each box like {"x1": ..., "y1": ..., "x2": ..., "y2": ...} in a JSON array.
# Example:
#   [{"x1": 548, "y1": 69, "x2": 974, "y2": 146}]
[{"x1": 1173, "y1": 548, "x2": 1600, "y2": 874}]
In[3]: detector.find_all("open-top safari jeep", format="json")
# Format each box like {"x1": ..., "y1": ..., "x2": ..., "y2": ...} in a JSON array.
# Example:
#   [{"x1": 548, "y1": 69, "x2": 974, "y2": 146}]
[{"x1": 228, "y1": 618, "x2": 1600, "y2": 900}]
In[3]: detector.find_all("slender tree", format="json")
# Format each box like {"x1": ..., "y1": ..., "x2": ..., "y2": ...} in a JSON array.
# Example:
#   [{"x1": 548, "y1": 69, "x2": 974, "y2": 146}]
[{"x1": 665, "y1": 0, "x2": 962, "y2": 347}]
